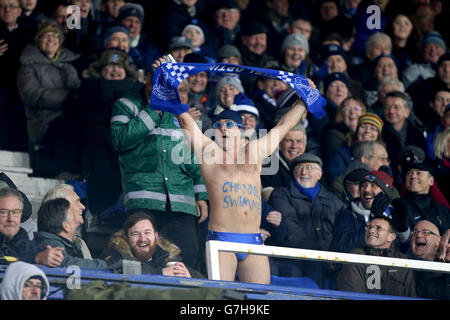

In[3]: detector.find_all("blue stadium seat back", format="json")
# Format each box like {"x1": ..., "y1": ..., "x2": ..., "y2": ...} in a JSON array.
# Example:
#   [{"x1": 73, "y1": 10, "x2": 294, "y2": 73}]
[{"x1": 270, "y1": 275, "x2": 319, "y2": 289}]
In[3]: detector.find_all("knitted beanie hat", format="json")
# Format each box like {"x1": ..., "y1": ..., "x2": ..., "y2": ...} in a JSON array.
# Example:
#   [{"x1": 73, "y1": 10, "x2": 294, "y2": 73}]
[
  {"x1": 357, "y1": 113, "x2": 384, "y2": 134},
  {"x1": 360, "y1": 170, "x2": 393, "y2": 197}
]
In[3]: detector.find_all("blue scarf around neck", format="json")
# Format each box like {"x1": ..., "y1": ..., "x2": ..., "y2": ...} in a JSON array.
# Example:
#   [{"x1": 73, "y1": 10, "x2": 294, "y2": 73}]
[{"x1": 293, "y1": 179, "x2": 321, "y2": 201}]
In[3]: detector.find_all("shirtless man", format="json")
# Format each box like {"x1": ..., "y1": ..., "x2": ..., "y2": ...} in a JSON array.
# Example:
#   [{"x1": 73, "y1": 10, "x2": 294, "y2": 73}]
[{"x1": 152, "y1": 57, "x2": 311, "y2": 284}]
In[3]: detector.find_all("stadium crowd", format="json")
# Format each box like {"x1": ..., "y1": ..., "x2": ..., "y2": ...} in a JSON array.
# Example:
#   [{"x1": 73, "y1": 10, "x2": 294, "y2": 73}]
[{"x1": 0, "y1": 0, "x2": 449, "y2": 299}]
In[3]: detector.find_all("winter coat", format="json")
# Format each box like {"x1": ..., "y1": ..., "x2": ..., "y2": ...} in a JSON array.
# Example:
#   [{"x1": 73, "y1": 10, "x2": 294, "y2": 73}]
[
  {"x1": 1, "y1": 261, "x2": 50, "y2": 300},
  {"x1": 324, "y1": 143, "x2": 353, "y2": 186},
  {"x1": 331, "y1": 201, "x2": 369, "y2": 254},
  {"x1": 268, "y1": 181, "x2": 346, "y2": 250},
  {"x1": 0, "y1": 228, "x2": 38, "y2": 264},
  {"x1": 321, "y1": 122, "x2": 352, "y2": 171},
  {"x1": 393, "y1": 191, "x2": 450, "y2": 235},
  {"x1": 110, "y1": 87, "x2": 208, "y2": 215},
  {"x1": 338, "y1": 245, "x2": 417, "y2": 297},
  {"x1": 261, "y1": 152, "x2": 292, "y2": 200},
  {"x1": 413, "y1": 258, "x2": 450, "y2": 300},
  {"x1": 34, "y1": 231, "x2": 109, "y2": 269},
  {"x1": 101, "y1": 230, "x2": 205, "y2": 278},
  {"x1": 16, "y1": 44, "x2": 81, "y2": 144}
]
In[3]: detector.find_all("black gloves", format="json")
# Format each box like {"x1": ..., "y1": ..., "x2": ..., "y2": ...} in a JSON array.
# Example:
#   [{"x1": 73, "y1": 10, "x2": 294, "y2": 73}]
[
  {"x1": 370, "y1": 192, "x2": 391, "y2": 218},
  {"x1": 390, "y1": 199, "x2": 410, "y2": 233}
]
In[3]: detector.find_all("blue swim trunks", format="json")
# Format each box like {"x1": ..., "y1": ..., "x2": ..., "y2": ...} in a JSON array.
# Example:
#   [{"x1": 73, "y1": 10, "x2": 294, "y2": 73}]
[{"x1": 206, "y1": 230, "x2": 262, "y2": 261}]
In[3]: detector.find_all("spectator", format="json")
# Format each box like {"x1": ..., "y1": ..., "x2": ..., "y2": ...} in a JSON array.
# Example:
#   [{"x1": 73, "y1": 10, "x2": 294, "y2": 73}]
[
  {"x1": 408, "y1": 53, "x2": 450, "y2": 124},
  {"x1": 35, "y1": 198, "x2": 110, "y2": 268},
  {"x1": 332, "y1": 169, "x2": 393, "y2": 254},
  {"x1": 410, "y1": 220, "x2": 449, "y2": 299},
  {"x1": 0, "y1": 0, "x2": 36, "y2": 150},
  {"x1": 385, "y1": 13, "x2": 418, "y2": 76},
  {"x1": 337, "y1": 215, "x2": 417, "y2": 297},
  {"x1": 325, "y1": 112, "x2": 384, "y2": 185},
  {"x1": 78, "y1": 49, "x2": 140, "y2": 224},
  {"x1": 204, "y1": 0, "x2": 242, "y2": 56},
  {"x1": 321, "y1": 97, "x2": 367, "y2": 164},
  {"x1": 234, "y1": 95, "x2": 260, "y2": 140},
  {"x1": 412, "y1": 4, "x2": 436, "y2": 49},
  {"x1": 18, "y1": 0, "x2": 45, "y2": 30},
  {"x1": 402, "y1": 31, "x2": 446, "y2": 89},
  {"x1": 0, "y1": 187, "x2": 64, "y2": 266},
  {"x1": 183, "y1": 54, "x2": 214, "y2": 132},
  {"x1": 1, "y1": 261, "x2": 50, "y2": 300},
  {"x1": 261, "y1": 123, "x2": 307, "y2": 200},
  {"x1": 41, "y1": 183, "x2": 93, "y2": 257},
  {"x1": 16, "y1": 19, "x2": 83, "y2": 178},
  {"x1": 390, "y1": 160, "x2": 450, "y2": 250},
  {"x1": 369, "y1": 77, "x2": 405, "y2": 118},
  {"x1": 268, "y1": 153, "x2": 345, "y2": 288},
  {"x1": 266, "y1": 33, "x2": 317, "y2": 78},
  {"x1": 382, "y1": 91, "x2": 428, "y2": 178},
  {"x1": 423, "y1": 87, "x2": 450, "y2": 137},
  {"x1": 210, "y1": 75, "x2": 245, "y2": 118},
  {"x1": 161, "y1": 0, "x2": 204, "y2": 52},
  {"x1": 167, "y1": 35, "x2": 194, "y2": 62},
  {"x1": 351, "y1": 32, "x2": 392, "y2": 87},
  {"x1": 257, "y1": 0, "x2": 291, "y2": 59},
  {"x1": 181, "y1": 24, "x2": 215, "y2": 64},
  {"x1": 118, "y1": 2, "x2": 160, "y2": 72},
  {"x1": 239, "y1": 21, "x2": 273, "y2": 68},
  {"x1": 101, "y1": 211, "x2": 204, "y2": 278},
  {"x1": 110, "y1": 71, "x2": 208, "y2": 270},
  {"x1": 330, "y1": 159, "x2": 369, "y2": 204},
  {"x1": 259, "y1": 200, "x2": 286, "y2": 247},
  {"x1": 433, "y1": 127, "x2": 450, "y2": 203},
  {"x1": 365, "y1": 53, "x2": 400, "y2": 107}
]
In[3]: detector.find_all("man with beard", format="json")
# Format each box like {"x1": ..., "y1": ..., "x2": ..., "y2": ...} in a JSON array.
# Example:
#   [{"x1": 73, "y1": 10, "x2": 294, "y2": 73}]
[{"x1": 101, "y1": 212, "x2": 203, "y2": 278}]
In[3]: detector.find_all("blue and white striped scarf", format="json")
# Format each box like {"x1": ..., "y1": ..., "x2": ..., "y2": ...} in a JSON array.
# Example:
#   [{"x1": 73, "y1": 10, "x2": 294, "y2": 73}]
[{"x1": 150, "y1": 62, "x2": 326, "y2": 119}]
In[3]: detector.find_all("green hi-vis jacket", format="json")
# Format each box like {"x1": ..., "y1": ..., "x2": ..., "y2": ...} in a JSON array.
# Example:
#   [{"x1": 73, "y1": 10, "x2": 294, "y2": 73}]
[{"x1": 111, "y1": 87, "x2": 208, "y2": 216}]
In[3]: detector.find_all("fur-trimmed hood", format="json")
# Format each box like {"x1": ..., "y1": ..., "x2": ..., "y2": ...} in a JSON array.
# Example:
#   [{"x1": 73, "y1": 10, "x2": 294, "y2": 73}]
[{"x1": 105, "y1": 230, "x2": 181, "y2": 264}]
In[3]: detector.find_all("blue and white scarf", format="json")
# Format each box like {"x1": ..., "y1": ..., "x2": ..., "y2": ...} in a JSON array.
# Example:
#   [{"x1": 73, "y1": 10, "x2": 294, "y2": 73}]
[{"x1": 150, "y1": 62, "x2": 326, "y2": 119}]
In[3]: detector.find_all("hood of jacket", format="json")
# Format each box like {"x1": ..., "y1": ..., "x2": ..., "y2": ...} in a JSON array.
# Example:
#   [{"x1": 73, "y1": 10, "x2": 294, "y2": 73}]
[
  {"x1": 106, "y1": 230, "x2": 181, "y2": 264},
  {"x1": 1, "y1": 261, "x2": 49, "y2": 300},
  {"x1": 19, "y1": 43, "x2": 80, "y2": 65}
]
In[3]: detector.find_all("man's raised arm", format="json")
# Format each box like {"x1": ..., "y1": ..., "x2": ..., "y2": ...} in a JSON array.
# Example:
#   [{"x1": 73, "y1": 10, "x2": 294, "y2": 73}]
[
  {"x1": 254, "y1": 86, "x2": 309, "y2": 163},
  {"x1": 151, "y1": 57, "x2": 214, "y2": 158}
]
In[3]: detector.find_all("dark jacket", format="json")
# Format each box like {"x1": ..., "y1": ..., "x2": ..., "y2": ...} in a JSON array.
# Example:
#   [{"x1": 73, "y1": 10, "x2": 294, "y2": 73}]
[
  {"x1": 0, "y1": 228, "x2": 37, "y2": 264},
  {"x1": 338, "y1": 245, "x2": 417, "y2": 297},
  {"x1": 412, "y1": 257, "x2": 450, "y2": 300},
  {"x1": 331, "y1": 202, "x2": 368, "y2": 254},
  {"x1": 261, "y1": 152, "x2": 292, "y2": 199},
  {"x1": 101, "y1": 230, "x2": 205, "y2": 278},
  {"x1": 268, "y1": 181, "x2": 346, "y2": 250},
  {"x1": 34, "y1": 231, "x2": 109, "y2": 269},
  {"x1": 394, "y1": 191, "x2": 450, "y2": 235}
]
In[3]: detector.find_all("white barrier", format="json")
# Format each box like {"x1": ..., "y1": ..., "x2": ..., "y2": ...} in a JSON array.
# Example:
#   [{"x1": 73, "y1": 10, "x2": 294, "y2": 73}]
[{"x1": 205, "y1": 240, "x2": 450, "y2": 281}]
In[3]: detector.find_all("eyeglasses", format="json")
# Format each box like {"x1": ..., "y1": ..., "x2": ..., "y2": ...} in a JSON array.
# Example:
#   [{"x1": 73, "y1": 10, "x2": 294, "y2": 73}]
[
  {"x1": 0, "y1": 4, "x2": 20, "y2": 10},
  {"x1": 295, "y1": 164, "x2": 321, "y2": 171},
  {"x1": 0, "y1": 208, "x2": 22, "y2": 216},
  {"x1": 412, "y1": 230, "x2": 439, "y2": 237},
  {"x1": 343, "y1": 106, "x2": 363, "y2": 112},
  {"x1": 213, "y1": 121, "x2": 239, "y2": 129}
]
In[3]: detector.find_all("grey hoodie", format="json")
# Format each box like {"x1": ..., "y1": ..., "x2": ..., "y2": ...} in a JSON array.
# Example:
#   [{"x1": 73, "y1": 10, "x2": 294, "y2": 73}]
[{"x1": 1, "y1": 262, "x2": 50, "y2": 300}]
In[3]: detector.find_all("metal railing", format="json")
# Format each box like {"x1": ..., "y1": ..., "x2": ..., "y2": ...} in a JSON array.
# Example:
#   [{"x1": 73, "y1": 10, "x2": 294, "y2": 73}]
[{"x1": 205, "y1": 240, "x2": 450, "y2": 280}]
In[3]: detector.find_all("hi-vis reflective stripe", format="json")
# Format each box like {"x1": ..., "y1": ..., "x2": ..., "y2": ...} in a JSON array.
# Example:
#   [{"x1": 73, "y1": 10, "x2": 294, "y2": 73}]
[
  {"x1": 119, "y1": 98, "x2": 139, "y2": 116},
  {"x1": 194, "y1": 184, "x2": 207, "y2": 193},
  {"x1": 138, "y1": 109, "x2": 156, "y2": 132},
  {"x1": 125, "y1": 191, "x2": 195, "y2": 206},
  {"x1": 111, "y1": 115, "x2": 130, "y2": 124},
  {"x1": 150, "y1": 128, "x2": 184, "y2": 139}
]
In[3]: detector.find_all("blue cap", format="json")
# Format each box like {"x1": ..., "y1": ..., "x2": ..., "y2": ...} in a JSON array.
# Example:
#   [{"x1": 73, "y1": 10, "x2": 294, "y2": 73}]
[{"x1": 215, "y1": 109, "x2": 243, "y2": 128}]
